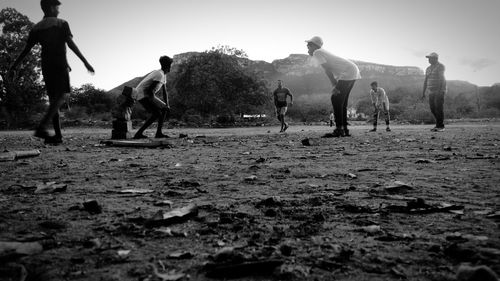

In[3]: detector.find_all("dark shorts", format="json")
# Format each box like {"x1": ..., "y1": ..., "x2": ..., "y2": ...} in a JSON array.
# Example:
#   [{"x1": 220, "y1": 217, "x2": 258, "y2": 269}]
[
  {"x1": 42, "y1": 66, "x2": 70, "y2": 98},
  {"x1": 139, "y1": 96, "x2": 167, "y2": 113}
]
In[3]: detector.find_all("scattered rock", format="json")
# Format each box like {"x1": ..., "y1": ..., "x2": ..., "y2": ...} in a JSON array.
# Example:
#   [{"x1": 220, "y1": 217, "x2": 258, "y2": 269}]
[
  {"x1": 83, "y1": 199, "x2": 102, "y2": 214},
  {"x1": 456, "y1": 264, "x2": 499, "y2": 281},
  {"x1": 34, "y1": 182, "x2": 67, "y2": 194},
  {"x1": 145, "y1": 204, "x2": 198, "y2": 228}
]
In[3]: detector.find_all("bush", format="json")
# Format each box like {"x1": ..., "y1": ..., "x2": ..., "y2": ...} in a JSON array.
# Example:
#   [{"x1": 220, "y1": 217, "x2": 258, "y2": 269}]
[{"x1": 65, "y1": 106, "x2": 89, "y2": 120}]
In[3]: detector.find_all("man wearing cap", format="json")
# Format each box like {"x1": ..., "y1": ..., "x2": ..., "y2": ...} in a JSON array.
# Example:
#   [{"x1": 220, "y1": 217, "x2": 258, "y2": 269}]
[
  {"x1": 369, "y1": 81, "x2": 391, "y2": 132},
  {"x1": 306, "y1": 36, "x2": 361, "y2": 137},
  {"x1": 273, "y1": 80, "x2": 293, "y2": 132},
  {"x1": 132, "y1": 56, "x2": 173, "y2": 139},
  {"x1": 9, "y1": 0, "x2": 94, "y2": 144},
  {"x1": 422, "y1": 52, "x2": 446, "y2": 131}
]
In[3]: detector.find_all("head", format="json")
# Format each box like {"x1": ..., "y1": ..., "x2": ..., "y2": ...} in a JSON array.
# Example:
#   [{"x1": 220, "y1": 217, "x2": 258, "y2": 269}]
[
  {"x1": 305, "y1": 36, "x2": 323, "y2": 56},
  {"x1": 41, "y1": 0, "x2": 61, "y2": 17},
  {"x1": 159, "y1": 56, "x2": 173, "y2": 73},
  {"x1": 426, "y1": 52, "x2": 439, "y2": 65},
  {"x1": 277, "y1": 80, "x2": 283, "y2": 88},
  {"x1": 370, "y1": 81, "x2": 378, "y2": 91}
]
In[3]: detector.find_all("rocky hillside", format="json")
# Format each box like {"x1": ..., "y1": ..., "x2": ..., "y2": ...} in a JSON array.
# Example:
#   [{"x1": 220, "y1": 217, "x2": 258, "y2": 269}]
[{"x1": 108, "y1": 52, "x2": 480, "y2": 102}]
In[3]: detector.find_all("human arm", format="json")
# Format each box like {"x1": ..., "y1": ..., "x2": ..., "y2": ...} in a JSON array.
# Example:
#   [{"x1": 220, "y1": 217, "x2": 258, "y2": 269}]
[
  {"x1": 422, "y1": 73, "x2": 428, "y2": 100},
  {"x1": 67, "y1": 37, "x2": 94, "y2": 74},
  {"x1": 321, "y1": 64, "x2": 339, "y2": 95},
  {"x1": 287, "y1": 89, "x2": 293, "y2": 106},
  {"x1": 162, "y1": 84, "x2": 169, "y2": 108},
  {"x1": 9, "y1": 39, "x2": 36, "y2": 73},
  {"x1": 437, "y1": 64, "x2": 446, "y2": 94}
]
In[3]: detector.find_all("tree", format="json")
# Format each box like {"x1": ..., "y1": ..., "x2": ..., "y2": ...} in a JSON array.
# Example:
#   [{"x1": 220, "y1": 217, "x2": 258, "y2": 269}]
[
  {"x1": 171, "y1": 46, "x2": 270, "y2": 119},
  {"x1": 0, "y1": 8, "x2": 45, "y2": 128},
  {"x1": 68, "y1": 84, "x2": 112, "y2": 115}
]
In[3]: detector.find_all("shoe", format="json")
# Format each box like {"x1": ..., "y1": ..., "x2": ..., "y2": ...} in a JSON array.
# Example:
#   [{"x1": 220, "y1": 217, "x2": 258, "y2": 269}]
[
  {"x1": 44, "y1": 135, "x2": 63, "y2": 145},
  {"x1": 283, "y1": 123, "x2": 289, "y2": 132},
  {"x1": 386, "y1": 127, "x2": 391, "y2": 132},
  {"x1": 343, "y1": 129, "x2": 351, "y2": 137},
  {"x1": 331, "y1": 128, "x2": 344, "y2": 137},
  {"x1": 369, "y1": 128, "x2": 377, "y2": 132},
  {"x1": 34, "y1": 129, "x2": 50, "y2": 139},
  {"x1": 430, "y1": 127, "x2": 438, "y2": 132},
  {"x1": 435, "y1": 127, "x2": 445, "y2": 132},
  {"x1": 155, "y1": 133, "x2": 170, "y2": 138},
  {"x1": 133, "y1": 134, "x2": 148, "y2": 139}
]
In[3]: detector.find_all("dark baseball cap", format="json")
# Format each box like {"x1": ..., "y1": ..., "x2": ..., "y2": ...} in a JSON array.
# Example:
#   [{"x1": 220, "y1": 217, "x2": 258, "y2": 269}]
[{"x1": 41, "y1": 0, "x2": 61, "y2": 7}]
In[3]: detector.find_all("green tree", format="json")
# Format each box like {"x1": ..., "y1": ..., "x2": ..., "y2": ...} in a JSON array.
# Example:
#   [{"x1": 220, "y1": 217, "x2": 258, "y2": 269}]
[
  {"x1": 69, "y1": 84, "x2": 111, "y2": 114},
  {"x1": 171, "y1": 46, "x2": 270, "y2": 119},
  {"x1": 0, "y1": 8, "x2": 45, "y2": 128}
]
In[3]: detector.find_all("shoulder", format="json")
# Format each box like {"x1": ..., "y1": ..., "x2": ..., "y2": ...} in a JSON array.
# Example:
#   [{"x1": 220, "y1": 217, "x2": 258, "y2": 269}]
[
  {"x1": 438, "y1": 62, "x2": 445, "y2": 70},
  {"x1": 379, "y1": 87, "x2": 386, "y2": 92},
  {"x1": 284, "y1": 87, "x2": 291, "y2": 93}
]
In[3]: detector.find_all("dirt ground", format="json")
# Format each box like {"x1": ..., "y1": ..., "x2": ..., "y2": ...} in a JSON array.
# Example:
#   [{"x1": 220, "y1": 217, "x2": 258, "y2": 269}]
[{"x1": 1, "y1": 122, "x2": 499, "y2": 281}]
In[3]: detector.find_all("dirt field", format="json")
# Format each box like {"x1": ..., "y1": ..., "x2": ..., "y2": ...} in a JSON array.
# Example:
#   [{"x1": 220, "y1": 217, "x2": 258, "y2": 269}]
[{"x1": 1, "y1": 122, "x2": 499, "y2": 281}]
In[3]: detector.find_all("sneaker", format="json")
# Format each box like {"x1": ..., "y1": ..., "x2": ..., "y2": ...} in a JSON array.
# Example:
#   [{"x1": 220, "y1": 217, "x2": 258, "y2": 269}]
[
  {"x1": 343, "y1": 129, "x2": 351, "y2": 137},
  {"x1": 34, "y1": 129, "x2": 50, "y2": 140},
  {"x1": 331, "y1": 128, "x2": 344, "y2": 137},
  {"x1": 155, "y1": 133, "x2": 170, "y2": 138},
  {"x1": 369, "y1": 128, "x2": 377, "y2": 132},
  {"x1": 386, "y1": 127, "x2": 391, "y2": 132},
  {"x1": 435, "y1": 127, "x2": 445, "y2": 132},
  {"x1": 133, "y1": 134, "x2": 148, "y2": 139},
  {"x1": 44, "y1": 135, "x2": 63, "y2": 145}
]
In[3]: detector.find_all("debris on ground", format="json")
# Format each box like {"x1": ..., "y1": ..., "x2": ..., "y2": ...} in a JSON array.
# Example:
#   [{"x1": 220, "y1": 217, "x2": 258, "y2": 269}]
[
  {"x1": 145, "y1": 204, "x2": 198, "y2": 228},
  {"x1": 34, "y1": 182, "x2": 67, "y2": 194},
  {"x1": 0, "y1": 150, "x2": 41, "y2": 162}
]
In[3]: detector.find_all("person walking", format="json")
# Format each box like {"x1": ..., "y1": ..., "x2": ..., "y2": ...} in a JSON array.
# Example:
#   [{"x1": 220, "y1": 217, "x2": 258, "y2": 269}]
[
  {"x1": 273, "y1": 80, "x2": 293, "y2": 132},
  {"x1": 306, "y1": 36, "x2": 361, "y2": 137},
  {"x1": 422, "y1": 52, "x2": 446, "y2": 131},
  {"x1": 369, "y1": 81, "x2": 391, "y2": 132},
  {"x1": 9, "y1": 0, "x2": 95, "y2": 144}
]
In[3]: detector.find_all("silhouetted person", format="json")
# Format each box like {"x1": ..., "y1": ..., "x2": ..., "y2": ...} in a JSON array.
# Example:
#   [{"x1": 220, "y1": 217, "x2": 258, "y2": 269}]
[
  {"x1": 9, "y1": 0, "x2": 94, "y2": 144},
  {"x1": 422, "y1": 52, "x2": 446, "y2": 131},
  {"x1": 369, "y1": 81, "x2": 391, "y2": 132},
  {"x1": 306, "y1": 36, "x2": 361, "y2": 137},
  {"x1": 133, "y1": 56, "x2": 172, "y2": 139},
  {"x1": 273, "y1": 80, "x2": 293, "y2": 132}
]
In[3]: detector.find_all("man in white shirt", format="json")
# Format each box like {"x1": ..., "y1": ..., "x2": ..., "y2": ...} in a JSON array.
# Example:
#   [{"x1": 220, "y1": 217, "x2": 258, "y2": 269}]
[
  {"x1": 369, "y1": 81, "x2": 391, "y2": 132},
  {"x1": 133, "y1": 56, "x2": 172, "y2": 139},
  {"x1": 306, "y1": 36, "x2": 361, "y2": 137}
]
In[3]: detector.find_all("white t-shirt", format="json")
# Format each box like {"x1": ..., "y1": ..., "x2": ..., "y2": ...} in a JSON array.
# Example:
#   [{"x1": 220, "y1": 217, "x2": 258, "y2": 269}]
[
  {"x1": 134, "y1": 70, "x2": 166, "y2": 100},
  {"x1": 313, "y1": 49, "x2": 361, "y2": 81},
  {"x1": 370, "y1": 87, "x2": 390, "y2": 108}
]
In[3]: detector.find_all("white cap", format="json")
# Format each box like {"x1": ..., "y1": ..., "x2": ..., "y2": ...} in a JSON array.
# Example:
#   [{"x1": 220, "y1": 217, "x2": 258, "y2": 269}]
[
  {"x1": 425, "y1": 52, "x2": 439, "y2": 58},
  {"x1": 305, "y1": 36, "x2": 323, "y2": 48}
]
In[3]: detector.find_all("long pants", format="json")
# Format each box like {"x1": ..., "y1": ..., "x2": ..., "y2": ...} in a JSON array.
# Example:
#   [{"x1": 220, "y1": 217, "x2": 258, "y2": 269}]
[
  {"x1": 429, "y1": 92, "x2": 445, "y2": 128},
  {"x1": 331, "y1": 80, "x2": 356, "y2": 129},
  {"x1": 373, "y1": 103, "x2": 390, "y2": 127}
]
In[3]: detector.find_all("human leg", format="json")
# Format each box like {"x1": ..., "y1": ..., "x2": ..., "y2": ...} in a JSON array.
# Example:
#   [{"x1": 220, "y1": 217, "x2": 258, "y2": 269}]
[{"x1": 134, "y1": 98, "x2": 160, "y2": 138}]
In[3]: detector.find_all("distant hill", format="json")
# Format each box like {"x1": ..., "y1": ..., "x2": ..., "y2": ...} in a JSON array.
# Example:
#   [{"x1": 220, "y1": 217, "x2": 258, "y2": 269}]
[{"x1": 108, "y1": 52, "x2": 485, "y2": 103}]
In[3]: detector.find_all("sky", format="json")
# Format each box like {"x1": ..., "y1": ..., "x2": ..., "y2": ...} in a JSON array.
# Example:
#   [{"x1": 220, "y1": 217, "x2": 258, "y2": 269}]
[{"x1": 2, "y1": 0, "x2": 500, "y2": 90}]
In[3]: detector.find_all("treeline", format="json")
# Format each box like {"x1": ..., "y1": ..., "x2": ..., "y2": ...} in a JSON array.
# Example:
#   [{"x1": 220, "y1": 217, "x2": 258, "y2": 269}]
[{"x1": 1, "y1": 7, "x2": 499, "y2": 129}]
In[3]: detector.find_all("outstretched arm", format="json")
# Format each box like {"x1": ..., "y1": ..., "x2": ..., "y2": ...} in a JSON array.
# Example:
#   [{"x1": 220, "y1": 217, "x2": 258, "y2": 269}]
[
  {"x1": 9, "y1": 42, "x2": 35, "y2": 72},
  {"x1": 67, "y1": 37, "x2": 94, "y2": 74}
]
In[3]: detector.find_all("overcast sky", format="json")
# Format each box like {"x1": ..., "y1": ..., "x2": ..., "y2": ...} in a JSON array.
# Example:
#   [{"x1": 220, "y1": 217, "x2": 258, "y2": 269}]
[{"x1": 2, "y1": 0, "x2": 500, "y2": 90}]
